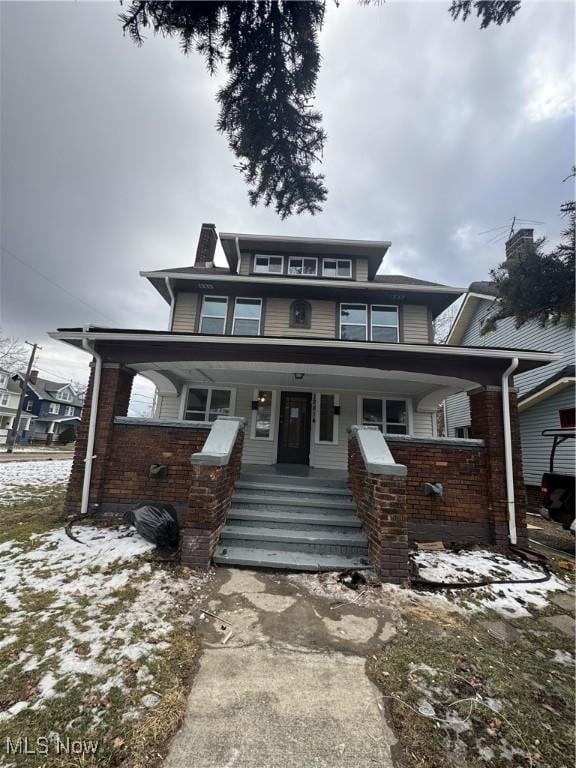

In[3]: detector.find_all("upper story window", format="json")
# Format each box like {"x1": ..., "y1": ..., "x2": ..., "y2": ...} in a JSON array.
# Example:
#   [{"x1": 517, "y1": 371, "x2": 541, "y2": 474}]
[
  {"x1": 49, "y1": 403, "x2": 60, "y2": 415},
  {"x1": 288, "y1": 257, "x2": 317, "y2": 276},
  {"x1": 254, "y1": 255, "x2": 283, "y2": 274},
  {"x1": 233, "y1": 298, "x2": 262, "y2": 336},
  {"x1": 322, "y1": 259, "x2": 351, "y2": 279},
  {"x1": 64, "y1": 406, "x2": 74, "y2": 417},
  {"x1": 200, "y1": 296, "x2": 228, "y2": 334},
  {"x1": 290, "y1": 300, "x2": 311, "y2": 329},
  {"x1": 0, "y1": 393, "x2": 9, "y2": 406},
  {"x1": 340, "y1": 304, "x2": 367, "y2": 341},
  {"x1": 339, "y1": 304, "x2": 400, "y2": 342},
  {"x1": 371, "y1": 306, "x2": 399, "y2": 342},
  {"x1": 0, "y1": 374, "x2": 7, "y2": 389},
  {"x1": 26, "y1": 400, "x2": 33, "y2": 412}
]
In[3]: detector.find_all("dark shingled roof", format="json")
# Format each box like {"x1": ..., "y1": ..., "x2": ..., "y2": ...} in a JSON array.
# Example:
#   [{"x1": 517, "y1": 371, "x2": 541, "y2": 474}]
[
  {"x1": 146, "y1": 265, "x2": 231, "y2": 275},
  {"x1": 374, "y1": 274, "x2": 457, "y2": 289},
  {"x1": 22, "y1": 375, "x2": 84, "y2": 408},
  {"x1": 468, "y1": 280, "x2": 498, "y2": 297}
]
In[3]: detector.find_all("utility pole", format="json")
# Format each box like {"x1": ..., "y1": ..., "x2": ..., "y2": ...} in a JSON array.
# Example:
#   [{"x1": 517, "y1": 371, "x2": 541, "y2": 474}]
[{"x1": 6, "y1": 341, "x2": 40, "y2": 453}]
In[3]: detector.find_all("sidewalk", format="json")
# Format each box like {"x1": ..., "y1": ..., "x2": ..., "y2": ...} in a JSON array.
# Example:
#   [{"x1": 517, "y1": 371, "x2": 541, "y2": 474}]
[{"x1": 0, "y1": 450, "x2": 74, "y2": 463}]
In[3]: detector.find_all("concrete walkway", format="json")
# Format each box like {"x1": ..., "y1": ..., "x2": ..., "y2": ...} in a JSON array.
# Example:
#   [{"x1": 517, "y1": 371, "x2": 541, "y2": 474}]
[{"x1": 165, "y1": 569, "x2": 398, "y2": 768}]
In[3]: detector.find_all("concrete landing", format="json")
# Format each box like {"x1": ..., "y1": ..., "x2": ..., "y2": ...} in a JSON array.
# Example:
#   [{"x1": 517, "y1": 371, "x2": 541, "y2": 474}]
[{"x1": 163, "y1": 569, "x2": 397, "y2": 768}]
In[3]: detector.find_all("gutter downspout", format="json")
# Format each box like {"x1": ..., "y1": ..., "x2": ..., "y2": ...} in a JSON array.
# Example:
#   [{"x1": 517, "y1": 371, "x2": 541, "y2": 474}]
[
  {"x1": 502, "y1": 357, "x2": 519, "y2": 545},
  {"x1": 165, "y1": 277, "x2": 176, "y2": 330},
  {"x1": 234, "y1": 237, "x2": 241, "y2": 275},
  {"x1": 80, "y1": 330, "x2": 102, "y2": 516}
]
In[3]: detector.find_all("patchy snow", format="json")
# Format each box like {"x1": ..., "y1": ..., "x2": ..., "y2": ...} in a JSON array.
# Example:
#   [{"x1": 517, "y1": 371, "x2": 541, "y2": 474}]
[
  {"x1": 413, "y1": 548, "x2": 569, "y2": 617},
  {"x1": 0, "y1": 524, "x2": 210, "y2": 725},
  {"x1": 0, "y1": 459, "x2": 71, "y2": 504}
]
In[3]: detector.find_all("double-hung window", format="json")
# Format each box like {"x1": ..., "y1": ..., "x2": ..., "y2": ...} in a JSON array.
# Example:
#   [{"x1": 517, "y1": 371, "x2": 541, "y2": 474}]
[
  {"x1": 183, "y1": 387, "x2": 233, "y2": 422},
  {"x1": 371, "y1": 306, "x2": 399, "y2": 342},
  {"x1": 288, "y1": 257, "x2": 317, "y2": 276},
  {"x1": 254, "y1": 255, "x2": 283, "y2": 274},
  {"x1": 360, "y1": 397, "x2": 408, "y2": 435},
  {"x1": 233, "y1": 298, "x2": 262, "y2": 336},
  {"x1": 252, "y1": 390, "x2": 274, "y2": 440},
  {"x1": 0, "y1": 375, "x2": 7, "y2": 389},
  {"x1": 64, "y1": 406, "x2": 74, "y2": 417},
  {"x1": 316, "y1": 393, "x2": 339, "y2": 444},
  {"x1": 340, "y1": 304, "x2": 367, "y2": 341},
  {"x1": 322, "y1": 259, "x2": 351, "y2": 279},
  {"x1": 59, "y1": 389, "x2": 72, "y2": 402},
  {"x1": 26, "y1": 400, "x2": 33, "y2": 412},
  {"x1": 49, "y1": 403, "x2": 60, "y2": 415},
  {"x1": 199, "y1": 296, "x2": 228, "y2": 335},
  {"x1": 0, "y1": 393, "x2": 9, "y2": 406}
]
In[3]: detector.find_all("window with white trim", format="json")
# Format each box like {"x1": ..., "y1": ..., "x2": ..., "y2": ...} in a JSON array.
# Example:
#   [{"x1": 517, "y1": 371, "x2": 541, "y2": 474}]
[
  {"x1": 183, "y1": 387, "x2": 233, "y2": 422},
  {"x1": 316, "y1": 393, "x2": 339, "y2": 444},
  {"x1": 455, "y1": 426, "x2": 471, "y2": 439},
  {"x1": 64, "y1": 406, "x2": 74, "y2": 417},
  {"x1": 0, "y1": 374, "x2": 7, "y2": 389},
  {"x1": 340, "y1": 304, "x2": 367, "y2": 341},
  {"x1": 322, "y1": 259, "x2": 351, "y2": 279},
  {"x1": 254, "y1": 255, "x2": 283, "y2": 274},
  {"x1": 252, "y1": 390, "x2": 274, "y2": 440},
  {"x1": 26, "y1": 400, "x2": 33, "y2": 412},
  {"x1": 0, "y1": 393, "x2": 9, "y2": 406},
  {"x1": 49, "y1": 403, "x2": 60, "y2": 415},
  {"x1": 288, "y1": 257, "x2": 317, "y2": 276},
  {"x1": 371, "y1": 305, "x2": 399, "y2": 342},
  {"x1": 232, "y1": 298, "x2": 262, "y2": 336},
  {"x1": 199, "y1": 296, "x2": 228, "y2": 335},
  {"x1": 360, "y1": 397, "x2": 408, "y2": 435},
  {"x1": 59, "y1": 389, "x2": 72, "y2": 402}
]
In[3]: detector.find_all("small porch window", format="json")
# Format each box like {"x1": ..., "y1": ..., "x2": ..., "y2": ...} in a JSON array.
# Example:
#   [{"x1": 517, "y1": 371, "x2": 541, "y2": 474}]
[
  {"x1": 288, "y1": 257, "x2": 317, "y2": 276},
  {"x1": 371, "y1": 306, "x2": 399, "y2": 342},
  {"x1": 48, "y1": 403, "x2": 60, "y2": 415},
  {"x1": 252, "y1": 389, "x2": 274, "y2": 440},
  {"x1": 183, "y1": 387, "x2": 233, "y2": 422},
  {"x1": 315, "y1": 393, "x2": 339, "y2": 444},
  {"x1": 340, "y1": 304, "x2": 367, "y2": 341},
  {"x1": 254, "y1": 255, "x2": 283, "y2": 274},
  {"x1": 233, "y1": 298, "x2": 262, "y2": 336},
  {"x1": 360, "y1": 397, "x2": 408, "y2": 435},
  {"x1": 200, "y1": 296, "x2": 228, "y2": 335},
  {"x1": 455, "y1": 425, "x2": 471, "y2": 439},
  {"x1": 322, "y1": 259, "x2": 351, "y2": 279}
]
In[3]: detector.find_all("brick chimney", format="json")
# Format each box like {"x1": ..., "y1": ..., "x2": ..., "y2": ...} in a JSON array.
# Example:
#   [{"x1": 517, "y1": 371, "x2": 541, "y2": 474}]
[
  {"x1": 505, "y1": 228, "x2": 534, "y2": 261},
  {"x1": 29, "y1": 370, "x2": 38, "y2": 385},
  {"x1": 195, "y1": 223, "x2": 218, "y2": 268}
]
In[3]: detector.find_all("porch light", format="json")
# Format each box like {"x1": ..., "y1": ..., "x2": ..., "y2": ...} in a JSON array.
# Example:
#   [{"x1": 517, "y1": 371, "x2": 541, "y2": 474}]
[{"x1": 294, "y1": 372, "x2": 305, "y2": 381}]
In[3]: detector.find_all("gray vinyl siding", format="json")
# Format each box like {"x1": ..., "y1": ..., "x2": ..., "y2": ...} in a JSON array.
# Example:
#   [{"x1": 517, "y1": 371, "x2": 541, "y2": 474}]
[
  {"x1": 171, "y1": 293, "x2": 198, "y2": 332},
  {"x1": 413, "y1": 410, "x2": 436, "y2": 437},
  {"x1": 239, "y1": 254, "x2": 250, "y2": 276},
  {"x1": 520, "y1": 386, "x2": 576, "y2": 486},
  {"x1": 355, "y1": 258, "x2": 368, "y2": 281},
  {"x1": 403, "y1": 305, "x2": 431, "y2": 343},
  {"x1": 235, "y1": 386, "x2": 277, "y2": 464},
  {"x1": 264, "y1": 298, "x2": 335, "y2": 338},
  {"x1": 445, "y1": 392, "x2": 471, "y2": 436},
  {"x1": 310, "y1": 393, "x2": 356, "y2": 469}
]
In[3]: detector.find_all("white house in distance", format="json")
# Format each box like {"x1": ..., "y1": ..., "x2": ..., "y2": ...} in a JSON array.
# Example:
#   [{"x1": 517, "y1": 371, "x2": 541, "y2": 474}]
[
  {"x1": 0, "y1": 368, "x2": 34, "y2": 445},
  {"x1": 444, "y1": 229, "x2": 575, "y2": 511}
]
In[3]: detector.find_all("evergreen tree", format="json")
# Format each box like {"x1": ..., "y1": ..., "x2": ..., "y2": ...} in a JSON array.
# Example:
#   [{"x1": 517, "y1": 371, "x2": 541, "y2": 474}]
[
  {"x1": 120, "y1": 1, "x2": 523, "y2": 218},
  {"x1": 482, "y1": 170, "x2": 575, "y2": 333}
]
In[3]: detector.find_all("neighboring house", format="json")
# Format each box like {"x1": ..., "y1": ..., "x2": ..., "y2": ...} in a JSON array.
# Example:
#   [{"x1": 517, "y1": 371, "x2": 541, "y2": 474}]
[
  {"x1": 51, "y1": 224, "x2": 555, "y2": 581},
  {"x1": 0, "y1": 368, "x2": 34, "y2": 445},
  {"x1": 444, "y1": 229, "x2": 576, "y2": 510},
  {"x1": 14, "y1": 372, "x2": 83, "y2": 444}
]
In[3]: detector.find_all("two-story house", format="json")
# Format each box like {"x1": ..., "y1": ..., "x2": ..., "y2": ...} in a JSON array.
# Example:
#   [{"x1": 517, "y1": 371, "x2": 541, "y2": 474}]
[
  {"x1": 15, "y1": 372, "x2": 83, "y2": 444},
  {"x1": 51, "y1": 225, "x2": 556, "y2": 581},
  {"x1": 444, "y1": 229, "x2": 575, "y2": 511},
  {"x1": 0, "y1": 368, "x2": 34, "y2": 445}
]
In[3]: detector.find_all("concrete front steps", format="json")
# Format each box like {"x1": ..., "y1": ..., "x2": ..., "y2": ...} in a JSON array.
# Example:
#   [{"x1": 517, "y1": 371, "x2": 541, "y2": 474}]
[{"x1": 213, "y1": 470, "x2": 371, "y2": 571}]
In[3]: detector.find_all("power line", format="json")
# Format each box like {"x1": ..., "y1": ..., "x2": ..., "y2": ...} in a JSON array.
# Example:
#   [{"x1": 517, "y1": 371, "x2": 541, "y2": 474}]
[{"x1": 2, "y1": 245, "x2": 120, "y2": 326}]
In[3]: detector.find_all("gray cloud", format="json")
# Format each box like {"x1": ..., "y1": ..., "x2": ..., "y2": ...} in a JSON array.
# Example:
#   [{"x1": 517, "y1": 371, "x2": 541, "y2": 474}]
[{"x1": 1, "y1": 0, "x2": 573, "y2": 399}]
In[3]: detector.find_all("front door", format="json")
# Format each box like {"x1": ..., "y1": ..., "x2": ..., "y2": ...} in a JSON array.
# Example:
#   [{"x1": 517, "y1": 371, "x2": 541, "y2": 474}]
[{"x1": 277, "y1": 391, "x2": 312, "y2": 464}]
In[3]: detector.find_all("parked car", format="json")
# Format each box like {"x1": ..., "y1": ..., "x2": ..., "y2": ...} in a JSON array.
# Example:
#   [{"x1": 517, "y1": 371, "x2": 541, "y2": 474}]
[{"x1": 540, "y1": 428, "x2": 575, "y2": 532}]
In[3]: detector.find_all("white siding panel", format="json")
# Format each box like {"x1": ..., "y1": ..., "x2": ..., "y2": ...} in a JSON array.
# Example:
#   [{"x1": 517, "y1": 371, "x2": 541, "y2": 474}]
[
  {"x1": 235, "y1": 386, "x2": 276, "y2": 465},
  {"x1": 445, "y1": 392, "x2": 471, "y2": 436},
  {"x1": 403, "y1": 305, "x2": 431, "y2": 343},
  {"x1": 157, "y1": 396, "x2": 181, "y2": 419},
  {"x1": 413, "y1": 410, "x2": 435, "y2": 437},
  {"x1": 171, "y1": 293, "x2": 198, "y2": 332},
  {"x1": 520, "y1": 386, "x2": 576, "y2": 486}
]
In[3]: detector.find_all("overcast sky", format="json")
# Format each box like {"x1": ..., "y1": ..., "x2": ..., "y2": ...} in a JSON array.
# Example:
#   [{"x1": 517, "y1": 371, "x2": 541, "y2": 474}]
[{"x1": 1, "y1": 1, "x2": 574, "y2": 411}]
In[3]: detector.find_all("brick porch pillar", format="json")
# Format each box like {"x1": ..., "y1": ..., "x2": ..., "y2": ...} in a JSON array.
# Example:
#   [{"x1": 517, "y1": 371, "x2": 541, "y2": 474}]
[
  {"x1": 468, "y1": 386, "x2": 528, "y2": 547},
  {"x1": 65, "y1": 363, "x2": 135, "y2": 515}
]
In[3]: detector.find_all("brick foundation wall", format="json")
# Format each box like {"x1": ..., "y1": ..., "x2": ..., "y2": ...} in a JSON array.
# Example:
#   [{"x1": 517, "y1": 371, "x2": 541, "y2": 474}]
[{"x1": 348, "y1": 437, "x2": 409, "y2": 585}]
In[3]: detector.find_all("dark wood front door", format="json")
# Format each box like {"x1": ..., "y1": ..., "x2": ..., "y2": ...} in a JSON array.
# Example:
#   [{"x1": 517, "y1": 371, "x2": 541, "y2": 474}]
[{"x1": 277, "y1": 392, "x2": 312, "y2": 465}]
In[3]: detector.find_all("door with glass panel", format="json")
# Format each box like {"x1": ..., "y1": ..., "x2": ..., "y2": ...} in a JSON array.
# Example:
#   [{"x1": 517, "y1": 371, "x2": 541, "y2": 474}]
[{"x1": 277, "y1": 391, "x2": 312, "y2": 464}]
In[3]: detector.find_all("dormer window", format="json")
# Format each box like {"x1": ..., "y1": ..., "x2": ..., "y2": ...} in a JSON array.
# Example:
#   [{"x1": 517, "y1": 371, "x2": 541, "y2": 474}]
[
  {"x1": 322, "y1": 259, "x2": 351, "y2": 279},
  {"x1": 254, "y1": 255, "x2": 283, "y2": 274},
  {"x1": 288, "y1": 257, "x2": 317, "y2": 276},
  {"x1": 290, "y1": 300, "x2": 311, "y2": 329},
  {"x1": 59, "y1": 389, "x2": 72, "y2": 402}
]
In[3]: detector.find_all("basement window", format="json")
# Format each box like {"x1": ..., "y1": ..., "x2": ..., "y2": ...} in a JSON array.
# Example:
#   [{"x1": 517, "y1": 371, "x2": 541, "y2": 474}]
[
  {"x1": 360, "y1": 397, "x2": 408, "y2": 435},
  {"x1": 183, "y1": 387, "x2": 233, "y2": 422}
]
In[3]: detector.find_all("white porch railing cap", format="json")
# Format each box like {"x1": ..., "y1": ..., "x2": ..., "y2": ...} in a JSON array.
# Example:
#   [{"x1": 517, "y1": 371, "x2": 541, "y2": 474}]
[
  {"x1": 349, "y1": 424, "x2": 408, "y2": 477},
  {"x1": 191, "y1": 417, "x2": 245, "y2": 466}
]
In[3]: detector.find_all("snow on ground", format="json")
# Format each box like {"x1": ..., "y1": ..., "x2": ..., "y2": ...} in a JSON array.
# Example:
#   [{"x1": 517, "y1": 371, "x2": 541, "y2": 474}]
[
  {"x1": 413, "y1": 548, "x2": 569, "y2": 618},
  {"x1": 0, "y1": 525, "x2": 209, "y2": 725},
  {"x1": 0, "y1": 459, "x2": 72, "y2": 504}
]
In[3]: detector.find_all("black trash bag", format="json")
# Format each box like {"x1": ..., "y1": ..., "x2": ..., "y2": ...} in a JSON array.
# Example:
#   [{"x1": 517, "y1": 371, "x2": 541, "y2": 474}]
[{"x1": 124, "y1": 504, "x2": 179, "y2": 548}]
